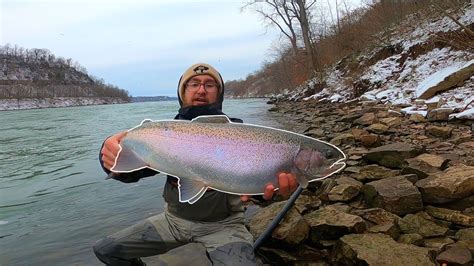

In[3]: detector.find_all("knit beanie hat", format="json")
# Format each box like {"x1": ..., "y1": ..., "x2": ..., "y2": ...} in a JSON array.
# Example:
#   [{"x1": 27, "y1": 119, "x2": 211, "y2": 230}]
[{"x1": 177, "y1": 63, "x2": 225, "y2": 107}]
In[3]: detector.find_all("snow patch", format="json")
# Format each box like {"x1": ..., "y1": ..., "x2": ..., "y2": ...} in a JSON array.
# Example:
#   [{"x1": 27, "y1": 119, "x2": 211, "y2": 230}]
[{"x1": 415, "y1": 60, "x2": 474, "y2": 98}]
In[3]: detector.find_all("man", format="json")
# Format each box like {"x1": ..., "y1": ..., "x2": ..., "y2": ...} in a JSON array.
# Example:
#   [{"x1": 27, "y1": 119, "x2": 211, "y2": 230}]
[{"x1": 94, "y1": 63, "x2": 297, "y2": 265}]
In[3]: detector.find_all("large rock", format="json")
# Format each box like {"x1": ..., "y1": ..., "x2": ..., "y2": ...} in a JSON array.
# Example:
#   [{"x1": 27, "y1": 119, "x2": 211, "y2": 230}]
[
  {"x1": 398, "y1": 233, "x2": 424, "y2": 245},
  {"x1": 352, "y1": 208, "x2": 400, "y2": 239},
  {"x1": 423, "y1": 237, "x2": 455, "y2": 250},
  {"x1": 328, "y1": 176, "x2": 363, "y2": 202},
  {"x1": 304, "y1": 207, "x2": 366, "y2": 242},
  {"x1": 294, "y1": 194, "x2": 322, "y2": 215},
  {"x1": 417, "y1": 60, "x2": 474, "y2": 99},
  {"x1": 362, "y1": 176, "x2": 424, "y2": 216},
  {"x1": 258, "y1": 245, "x2": 329, "y2": 265},
  {"x1": 360, "y1": 134, "x2": 382, "y2": 148},
  {"x1": 426, "y1": 125, "x2": 453, "y2": 138},
  {"x1": 436, "y1": 195, "x2": 474, "y2": 211},
  {"x1": 403, "y1": 153, "x2": 449, "y2": 179},
  {"x1": 351, "y1": 164, "x2": 401, "y2": 182},
  {"x1": 410, "y1": 113, "x2": 428, "y2": 123},
  {"x1": 380, "y1": 117, "x2": 402, "y2": 127},
  {"x1": 330, "y1": 133, "x2": 355, "y2": 146},
  {"x1": 427, "y1": 108, "x2": 455, "y2": 121},
  {"x1": 398, "y1": 212, "x2": 449, "y2": 238},
  {"x1": 436, "y1": 245, "x2": 473, "y2": 266},
  {"x1": 332, "y1": 233, "x2": 434, "y2": 265},
  {"x1": 364, "y1": 142, "x2": 425, "y2": 168},
  {"x1": 455, "y1": 228, "x2": 474, "y2": 241},
  {"x1": 354, "y1": 112, "x2": 377, "y2": 126},
  {"x1": 248, "y1": 201, "x2": 309, "y2": 246},
  {"x1": 367, "y1": 123, "x2": 389, "y2": 134},
  {"x1": 425, "y1": 206, "x2": 474, "y2": 227},
  {"x1": 415, "y1": 164, "x2": 474, "y2": 204}
]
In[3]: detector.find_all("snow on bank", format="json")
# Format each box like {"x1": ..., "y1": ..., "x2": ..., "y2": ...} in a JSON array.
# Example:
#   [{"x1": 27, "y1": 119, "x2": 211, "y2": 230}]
[
  {"x1": 276, "y1": 5, "x2": 473, "y2": 119},
  {"x1": 0, "y1": 97, "x2": 127, "y2": 111},
  {"x1": 415, "y1": 59, "x2": 474, "y2": 98}
]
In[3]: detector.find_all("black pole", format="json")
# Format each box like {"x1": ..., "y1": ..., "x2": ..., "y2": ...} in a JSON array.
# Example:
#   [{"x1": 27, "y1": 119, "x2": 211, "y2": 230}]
[{"x1": 252, "y1": 185, "x2": 304, "y2": 250}]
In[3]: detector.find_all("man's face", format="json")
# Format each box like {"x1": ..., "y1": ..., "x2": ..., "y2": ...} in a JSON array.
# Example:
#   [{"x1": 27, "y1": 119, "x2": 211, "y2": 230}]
[{"x1": 182, "y1": 74, "x2": 219, "y2": 107}]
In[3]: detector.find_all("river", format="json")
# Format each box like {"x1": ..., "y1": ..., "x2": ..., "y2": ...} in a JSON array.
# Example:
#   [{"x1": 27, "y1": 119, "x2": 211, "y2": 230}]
[{"x1": 0, "y1": 99, "x2": 284, "y2": 265}]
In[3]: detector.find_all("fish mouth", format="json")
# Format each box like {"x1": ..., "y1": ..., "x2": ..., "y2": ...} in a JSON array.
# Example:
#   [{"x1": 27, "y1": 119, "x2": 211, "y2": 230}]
[{"x1": 325, "y1": 158, "x2": 346, "y2": 176}]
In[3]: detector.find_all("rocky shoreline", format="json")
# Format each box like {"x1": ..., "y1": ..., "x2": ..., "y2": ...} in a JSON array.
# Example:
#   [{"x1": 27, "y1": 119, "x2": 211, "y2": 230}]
[
  {"x1": 0, "y1": 97, "x2": 128, "y2": 111},
  {"x1": 245, "y1": 99, "x2": 474, "y2": 265}
]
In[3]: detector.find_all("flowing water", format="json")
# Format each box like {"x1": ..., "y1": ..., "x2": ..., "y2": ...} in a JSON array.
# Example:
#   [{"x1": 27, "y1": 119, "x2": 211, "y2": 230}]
[{"x1": 0, "y1": 99, "x2": 284, "y2": 265}]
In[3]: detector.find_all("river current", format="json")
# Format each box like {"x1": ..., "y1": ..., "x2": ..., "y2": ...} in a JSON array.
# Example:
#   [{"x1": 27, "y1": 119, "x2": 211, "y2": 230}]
[{"x1": 0, "y1": 99, "x2": 284, "y2": 265}]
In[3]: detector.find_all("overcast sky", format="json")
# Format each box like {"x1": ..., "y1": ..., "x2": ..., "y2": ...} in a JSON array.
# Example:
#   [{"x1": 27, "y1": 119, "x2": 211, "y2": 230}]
[{"x1": 2, "y1": 0, "x2": 365, "y2": 96}]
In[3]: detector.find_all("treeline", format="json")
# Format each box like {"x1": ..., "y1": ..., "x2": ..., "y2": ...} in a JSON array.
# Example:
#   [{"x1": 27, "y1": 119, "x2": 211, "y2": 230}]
[
  {"x1": 0, "y1": 44, "x2": 130, "y2": 101},
  {"x1": 225, "y1": 0, "x2": 471, "y2": 97},
  {"x1": 1, "y1": 44, "x2": 88, "y2": 74}
]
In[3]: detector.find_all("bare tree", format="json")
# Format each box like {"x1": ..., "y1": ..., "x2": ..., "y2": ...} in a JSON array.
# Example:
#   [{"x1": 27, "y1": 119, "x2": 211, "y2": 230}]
[
  {"x1": 243, "y1": 0, "x2": 320, "y2": 72},
  {"x1": 243, "y1": 0, "x2": 300, "y2": 55}
]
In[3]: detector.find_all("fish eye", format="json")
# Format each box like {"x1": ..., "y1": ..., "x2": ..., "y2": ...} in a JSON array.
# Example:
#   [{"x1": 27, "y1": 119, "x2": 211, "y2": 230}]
[{"x1": 323, "y1": 149, "x2": 334, "y2": 158}]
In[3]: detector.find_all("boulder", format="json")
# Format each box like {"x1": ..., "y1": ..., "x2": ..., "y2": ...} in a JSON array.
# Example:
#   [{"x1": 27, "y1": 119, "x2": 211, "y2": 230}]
[
  {"x1": 328, "y1": 177, "x2": 363, "y2": 202},
  {"x1": 436, "y1": 245, "x2": 473, "y2": 266},
  {"x1": 351, "y1": 164, "x2": 401, "y2": 182},
  {"x1": 360, "y1": 134, "x2": 382, "y2": 148},
  {"x1": 398, "y1": 233, "x2": 424, "y2": 245},
  {"x1": 354, "y1": 112, "x2": 377, "y2": 126},
  {"x1": 425, "y1": 206, "x2": 474, "y2": 227},
  {"x1": 436, "y1": 195, "x2": 474, "y2": 211},
  {"x1": 398, "y1": 212, "x2": 449, "y2": 238},
  {"x1": 403, "y1": 153, "x2": 449, "y2": 179},
  {"x1": 364, "y1": 142, "x2": 425, "y2": 168},
  {"x1": 332, "y1": 233, "x2": 434, "y2": 265},
  {"x1": 258, "y1": 245, "x2": 329, "y2": 265},
  {"x1": 304, "y1": 207, "x2": 366, "y2": 242},
  {"x1": 417, "y1": 60, "x2": 474, "y2": 99},
  {"x1": 427, "y1": 108, "x2": 455, "y2": 121},
  {"x1": 455, "y1": 228, "x2": 474, "y2": 241},
  {"x1": 352, "y1": 208, "x2": 401, "y2": 239},
  {"x1": 294, "y1": 194, "x2": 322, "y2": 215},
  {"x1": 351, "y1": 128, "x2": 370, "y2": 141},
  {"x1": 423, "y1": 237, "x2": 455, "y2": 250},
  {"x1": 367, "y1": 123, "x2": 389, "y2": 134},
  {"x1": 380, "y1": 117, "x2": 402, "y2": 127},
  {"x1": 415, "y1": 164, "x2": 474, "y2": 204},
  {"x1": 426, "y1": 125, "x2": 453, "y2": 138},
  {"x1": 410, "y1": 113, "x2": 427, "y2": 123},
  {"x1": 362, "y1": 176, "x2": 424, "y2": 216},
  {"x1": 330, "y1": 133, "x2": 356, "y2": 146},
  {"x1": 248, "y1": 201, "x2": 309, "y2": 246}
]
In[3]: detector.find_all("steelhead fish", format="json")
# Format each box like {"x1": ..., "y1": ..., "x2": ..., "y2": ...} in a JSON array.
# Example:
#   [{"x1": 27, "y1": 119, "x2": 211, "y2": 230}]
[{"x1": 110, "y1": 115, "x2": 346, "y2": 204}]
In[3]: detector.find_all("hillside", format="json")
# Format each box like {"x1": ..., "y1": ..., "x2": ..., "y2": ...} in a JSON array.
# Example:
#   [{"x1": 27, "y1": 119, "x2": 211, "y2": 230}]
[
  {"x1": 0, "y1": 46, "x2": 130, "y2": 110},
  {"x1": 226, "y1": 2, "x2": 473, "y2": 119}
]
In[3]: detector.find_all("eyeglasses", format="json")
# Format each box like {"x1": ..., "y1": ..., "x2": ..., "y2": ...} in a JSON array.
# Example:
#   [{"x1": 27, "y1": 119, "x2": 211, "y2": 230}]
[{"x1": 186, "y1": 82, "x2": 219, "y2": 92}]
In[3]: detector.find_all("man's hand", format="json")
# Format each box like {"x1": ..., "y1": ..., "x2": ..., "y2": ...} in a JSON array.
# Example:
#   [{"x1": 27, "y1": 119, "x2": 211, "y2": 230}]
[
  {"x1": 101, "y1": 131, "x2": 127, "y2": 171},
  {"x1": 240, "y1": 172, "x2": 297, "y2": 202}
]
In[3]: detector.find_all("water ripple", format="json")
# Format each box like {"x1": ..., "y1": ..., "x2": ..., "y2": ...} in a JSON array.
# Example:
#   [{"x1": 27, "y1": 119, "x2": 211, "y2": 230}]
[
  {"x1": 0, "y1": 200, "x2": 39, "y2": 209},
  {"x1": 51, "y1": 172, "x2": 83, "y2": 181},
  {"x1": 62, "y1": 182, "x2": 98, "y2": 191}
]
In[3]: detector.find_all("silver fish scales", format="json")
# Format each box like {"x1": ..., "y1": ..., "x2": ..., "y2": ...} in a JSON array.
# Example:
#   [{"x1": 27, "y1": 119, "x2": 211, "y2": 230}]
[{"x1": 111, "y1": 115, "x2": 346, "y2": 204}]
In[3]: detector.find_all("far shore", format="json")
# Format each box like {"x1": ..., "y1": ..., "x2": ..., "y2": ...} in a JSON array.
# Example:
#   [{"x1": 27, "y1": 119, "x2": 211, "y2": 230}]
[
  {"x1": 0, "y1": 97, "x2": 128, "y2": 111},
  {"x1": 0, "y1": 96, "x2": 270, "y2": 111}
]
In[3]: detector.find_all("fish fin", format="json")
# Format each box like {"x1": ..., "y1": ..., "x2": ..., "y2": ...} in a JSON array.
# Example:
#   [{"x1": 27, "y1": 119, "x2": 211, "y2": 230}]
[
  {"x1": 177, "y1": 177, "x2": 207, "y2": 204},
  {"x1": 292, "y1": 168, "x2": 309, "y2": 188},
  {"x1": 296, "y1": 175, "x2": 309, "y2": 188},
  {"x1": 191, "y1": 115, "x2": 231, "y2": 124},
  {"x1": 140, "y1": 119, "x2": 154, "y2": 126},
  {"x1": 111, "y1": 146, "x2": 147, "y2": 172}
]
